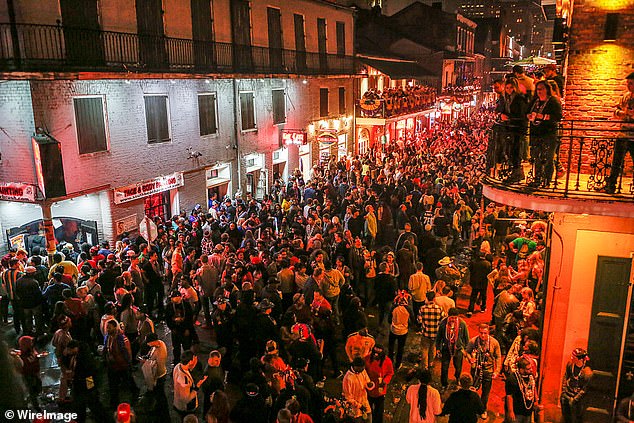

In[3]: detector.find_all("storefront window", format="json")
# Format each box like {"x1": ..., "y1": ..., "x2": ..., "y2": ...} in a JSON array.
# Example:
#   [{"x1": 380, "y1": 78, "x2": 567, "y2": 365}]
[{"x1": 144, "y1": 192, "x2": 169, "y2": 222}]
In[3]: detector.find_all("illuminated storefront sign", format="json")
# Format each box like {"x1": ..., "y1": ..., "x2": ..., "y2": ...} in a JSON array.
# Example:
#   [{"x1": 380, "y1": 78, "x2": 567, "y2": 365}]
[
  {"x1": 282, "y1": 130, "x2": 307, "y2": 146},
  {"x1": 113, "y1": 172, "x2": 184, "y2": 204},
  {"x1": 0, "y1": 182, "x2": 39, "y2": 202},
  {"x1": 317, "y1": 129, "x2": 338, "y2": 143}
]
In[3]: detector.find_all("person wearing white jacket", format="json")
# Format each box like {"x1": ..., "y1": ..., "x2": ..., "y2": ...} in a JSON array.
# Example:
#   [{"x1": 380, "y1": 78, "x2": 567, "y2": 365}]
[{"x1": 173, "y1": 350, "x2": 207, "y2": 419}]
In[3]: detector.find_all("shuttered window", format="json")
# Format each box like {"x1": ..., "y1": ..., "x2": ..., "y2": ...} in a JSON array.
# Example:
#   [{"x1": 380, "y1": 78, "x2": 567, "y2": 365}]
[
  {"x1": 320, "y1": 88, "x2": 329, "y2": 117},
  {"x1": 144, "y1": 95, "x2": 170, "y2": 144},
  {"x1": 339, "y1": 87, "x2": 346, "y2": 114},
  {"x1": 198, "y1": 93, "x2": 218, "y2": 136},
  {"x1": 74, "y1": 97, "x2": 108, "y2": 154},
  {"x1": 336, "y1": 21, "x2": 346, "y2": 56},
  {"x1": 272, "y1": 89, "x2": 285, "y2": 124},
  {"x1": 240, "y1": 91, "x2": 256, "y2": 131}
]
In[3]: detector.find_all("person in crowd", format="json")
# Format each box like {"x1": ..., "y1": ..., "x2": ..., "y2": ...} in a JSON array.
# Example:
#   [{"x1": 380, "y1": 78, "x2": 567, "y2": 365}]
[
  {"x1": 466, "y1": 324, "x2": 502, "y2": 418},
  {"x1": 166, "y1": 290, "x2": 196, "y2": 365},
  {"x1": 436, "y1": 308, "x2": 470, "y2": 391},
  {"x1": 440, "y1": 373, "x2": 486, "y2": 423},
  {"x1": 408, "y1": 262, "x2": 431, "y2": 320},
  {"x1": 174, "y1": 350, "x2": 207, "y2": 420},
  {"x1": 365, "y1": 344, "x2": 394, "y2": 423},
  {"x1": 527, "y1": 80, "x2": 563, "y2": 188},
  {"x1": 560, "y1": 348, "x2": 593, "y2": 423},
  {"x1": 103, "y1": 319, "x2": 139, "y2": 407},
  {"x1": 505, "y1": 357, "x2": 538, "y2": 423},
  {"x1": 467, "y1": 250, "x2": 492, "y2": 317},
  {"x1": 342, "y1": 357, "x2": 375, "y2": 423},
  {"x1": 418, "y1": 291, "x2": 446, "y2": 370},
  {"x1": 141, "y1": 332, "x2": 170, "y2": 423},
  {"x1": 388, "y1": 291, "x2": 414, "y2": 369},
  {"x1": 405, "y1": 368, "x2": 442, "y2": 423}
]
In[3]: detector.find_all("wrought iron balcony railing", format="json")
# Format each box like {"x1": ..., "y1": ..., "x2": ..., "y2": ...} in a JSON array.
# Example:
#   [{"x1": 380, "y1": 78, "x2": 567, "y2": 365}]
[
  {"x1": 356, "y1": 96, "x2": 436, "y2": 119},
  {"x1": 0, "y1": 23, "x2": 356, "y2": 75},
  {"x1": 484, "y1": 120, "x2": 634, "y2": 201}
]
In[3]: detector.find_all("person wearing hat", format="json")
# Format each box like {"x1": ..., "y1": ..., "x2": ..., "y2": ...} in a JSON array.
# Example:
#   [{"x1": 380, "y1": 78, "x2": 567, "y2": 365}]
[
  {"x1": 607, "y1": 72, "x2": 634, "y2": 193},
  {"x1": 15, "y1": 266, "x2": 44, "y2": 335},
  {"x1": 140, "y1": 332, "x2": 170, "y2": 422},
  {"x1": 560, "y1": 347, "x2": 593, "y2": 423},
  {"x1": 230, "y1": 382, "x2": 268, "y2": 423},
  {"x1": 435, "y1": 257, "x2": 462, "y2": 300},
  {"x1": 255, "y1": 298, "x2": 280, "y2": 357}
]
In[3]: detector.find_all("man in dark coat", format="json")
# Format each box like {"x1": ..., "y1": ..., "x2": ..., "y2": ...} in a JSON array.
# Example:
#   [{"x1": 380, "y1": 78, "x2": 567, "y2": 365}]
[{"x1": 467, "y1": 251, "x2": 492, "y2": 316}]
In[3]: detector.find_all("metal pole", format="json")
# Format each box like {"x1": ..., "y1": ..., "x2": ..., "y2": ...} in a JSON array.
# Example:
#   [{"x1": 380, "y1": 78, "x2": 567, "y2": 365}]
[{"x1": 41, "y1": 201, "x2": 57, "y2": 264}]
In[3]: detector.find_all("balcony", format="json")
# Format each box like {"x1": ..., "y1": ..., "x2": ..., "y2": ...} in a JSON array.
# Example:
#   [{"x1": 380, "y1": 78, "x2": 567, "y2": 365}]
[
  {"x1": 0, "y1": 23, "x2": 356, "y2": 76},
  {"x1": 356, "y1": 95, "x2": 436, "y2": 119},
  {"x1": 483, "y1": 120, "x2": 634, "y2": 217}
]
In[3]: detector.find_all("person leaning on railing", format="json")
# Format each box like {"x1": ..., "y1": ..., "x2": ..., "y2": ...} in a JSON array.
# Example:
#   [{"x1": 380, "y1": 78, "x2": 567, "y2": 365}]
[
  {"x1": 499, "y1": 78, "x2": 529, "y2": 184},
  {"x1": 527, "y1": 80, "x2": 563, "y2": 188},
  {"x1": 606, "y1": 71, "x2": 634, "y2": 194}
]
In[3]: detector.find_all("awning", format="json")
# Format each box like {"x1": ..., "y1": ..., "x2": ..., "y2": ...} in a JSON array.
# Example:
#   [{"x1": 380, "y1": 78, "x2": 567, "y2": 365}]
[{"x1": 359, "y1": 57, "x2": 434, "y2": 79}]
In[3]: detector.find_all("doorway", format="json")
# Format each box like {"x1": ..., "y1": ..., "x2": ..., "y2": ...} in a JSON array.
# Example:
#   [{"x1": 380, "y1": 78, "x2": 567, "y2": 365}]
[{"x1": 586, "y1": 256, "x2": 633, "y2": 422}]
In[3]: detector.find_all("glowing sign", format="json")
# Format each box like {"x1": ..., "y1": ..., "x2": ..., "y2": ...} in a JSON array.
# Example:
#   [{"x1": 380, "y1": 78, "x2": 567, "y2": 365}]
[
  {"x1": 113, "y1": 172, "x2": 184, "y2": 204},
  {"x1": 282, "y1": 130, "x2": 307, "y2": 146},
  {"x1": 0, "y1": 182, "x2": 38, "y2": 202}
]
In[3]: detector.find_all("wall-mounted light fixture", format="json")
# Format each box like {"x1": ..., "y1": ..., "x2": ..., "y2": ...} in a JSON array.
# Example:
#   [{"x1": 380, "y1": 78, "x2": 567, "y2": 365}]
[{"x1": 604, "y1": 13, "x2": 619, "y2": 41}]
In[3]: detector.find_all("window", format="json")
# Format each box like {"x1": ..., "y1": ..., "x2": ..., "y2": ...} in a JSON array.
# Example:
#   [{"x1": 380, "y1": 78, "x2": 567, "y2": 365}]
[
  {"x1": 144, "y1": 191, "x2": 169, "y2": 222},
  {"x1": 144, "y1": 95, "x2": 170, "y2": 144},
  {"x1": 239, "y1": 91, "x2": 256, "y2": 131},
  {"x1": 272, "y1": 89, "x2": 286, "y2": 124},
  {"x1": 338, "y1": 87, "x2": 346, "y2": 114},
  {"x1": 74, "y1": 97, "x2": 108, "y2": 154},
  {"x1": 319, "y1": 88, "x2": 329, "y2": 117},
  {"x1": 336, "y1": 22, "x2": 346, "y2": 56},
  {"x1": 198, "y1": 93, "x2": 218, "y2": 136}
]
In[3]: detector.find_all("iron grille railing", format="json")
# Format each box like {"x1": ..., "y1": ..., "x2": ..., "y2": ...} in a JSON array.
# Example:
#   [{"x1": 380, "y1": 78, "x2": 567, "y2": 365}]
[
  {"x1": 0, "y1": 23, "x2": 356, "y2": 75},
  {"x1": 484, "y1": 120, "x2": 634, "y2": 200},
  {"x1": 356, "y1": 97, "x2": 437, "y2": 119}
]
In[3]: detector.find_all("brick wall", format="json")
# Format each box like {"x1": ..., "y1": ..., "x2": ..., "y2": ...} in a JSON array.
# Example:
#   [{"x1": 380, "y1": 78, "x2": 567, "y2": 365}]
[{"x1": 564, "y1": 1, "x2": 634, "y2": 121}]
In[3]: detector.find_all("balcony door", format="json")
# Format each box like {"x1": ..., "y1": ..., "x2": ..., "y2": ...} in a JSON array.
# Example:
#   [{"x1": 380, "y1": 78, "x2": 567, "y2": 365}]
[
  {"x1": 294, "y1": 14, "x2": 306, "y2": 72},
  {"x1": 60, "y1": 0, "x2": 104, "y2": 66},
  {"x1": 317, "y1": 18, "x2": 327, "y2": 73},
  {"x1": 230, "y1": 0, "x2": 252, "y2": 71},
  {"x1": 136, "y1": 0, "x2": 167, "y2": 70},
  {"x1": 191, "y1": 0, "x2": 215, "y2": 70},
  {"x1": 586, "y1": 256, "x2": 633, "y2": 422},
  {"x1": 267, "y1": 7, "x2": 283, "y2": 72}
]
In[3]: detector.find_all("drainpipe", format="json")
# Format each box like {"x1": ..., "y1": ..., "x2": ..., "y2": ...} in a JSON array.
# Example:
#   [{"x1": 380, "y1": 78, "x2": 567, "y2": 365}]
[{"x1": 232, "y1": 78, "x2": 243, "y2": 195}]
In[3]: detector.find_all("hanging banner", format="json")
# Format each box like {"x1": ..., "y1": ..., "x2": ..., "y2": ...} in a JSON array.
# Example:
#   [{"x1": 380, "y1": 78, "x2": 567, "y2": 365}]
[
  {"x1": 0, "y1": 182, "x2": 38, "y2": 202},
  {"x1": 113, "y1": 172, "x2": 183, "y2": 204}
]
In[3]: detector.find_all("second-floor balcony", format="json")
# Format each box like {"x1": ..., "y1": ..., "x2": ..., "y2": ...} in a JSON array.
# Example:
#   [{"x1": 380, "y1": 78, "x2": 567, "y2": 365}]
[
  {"x1": 483, "y1": 120, "x2": 634, "y2": 215},
  {"x1": 0, "y1": 23, "x2": 356, "y2": 76},
  {"x1": 357, "y1": 95, "x2": 436, "y2": 119}
]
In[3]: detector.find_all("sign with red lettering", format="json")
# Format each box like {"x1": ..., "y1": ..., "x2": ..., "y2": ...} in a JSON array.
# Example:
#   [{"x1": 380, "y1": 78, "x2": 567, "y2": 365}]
[
  {"x1": 113, "y1": 172, "x2": 184, "y2": 204},
  {"x1": 0, "y1": 182, "x2": 38, "y2": 202},
  {"x1": 282, "y1": 130, "x2": 307, "y2": 146}
]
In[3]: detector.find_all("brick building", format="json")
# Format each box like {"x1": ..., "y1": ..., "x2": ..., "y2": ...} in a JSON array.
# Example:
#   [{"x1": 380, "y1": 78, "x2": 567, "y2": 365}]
[{"x1": 0, "y1": 0, "x2": 356, "y2": 252}]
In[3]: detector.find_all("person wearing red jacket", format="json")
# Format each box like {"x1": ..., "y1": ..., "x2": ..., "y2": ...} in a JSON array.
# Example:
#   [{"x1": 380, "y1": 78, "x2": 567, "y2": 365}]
[{"x1": 364, "y1": 344, "x2": 394, "y2": 423}]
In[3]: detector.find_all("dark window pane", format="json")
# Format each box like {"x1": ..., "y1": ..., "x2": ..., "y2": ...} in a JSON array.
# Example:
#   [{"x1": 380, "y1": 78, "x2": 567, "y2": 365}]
[
  {"x1": 144, "y1": 96, "x2": 170, "y2": 143},
  {"x1": 240, "y1": 92, "x2": 256, "y2": 130},
  {"x1": 198, "y1": 94, "x2": 218, "y2": 136},
  {"x1": 336, "y1": 21, "x2": 345, "y2": 56},
  {"x1": 272, "y1": 89, "x2": 285, "y2": 124},
  {"x1": 320, "y1": 88, "x2": 329, "y2": 117},
  {"x1": 74, "y1": 97, "x2": 108, "y2": 154},
  {"x1": 339, "y1": 87, "x2": 346, "y2": 114}
]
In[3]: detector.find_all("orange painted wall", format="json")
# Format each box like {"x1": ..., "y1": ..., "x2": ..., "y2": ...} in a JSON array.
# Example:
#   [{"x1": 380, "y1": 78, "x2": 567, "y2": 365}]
[{"x1": 541, "y1": 213, "x2": 634, "y2": 421}]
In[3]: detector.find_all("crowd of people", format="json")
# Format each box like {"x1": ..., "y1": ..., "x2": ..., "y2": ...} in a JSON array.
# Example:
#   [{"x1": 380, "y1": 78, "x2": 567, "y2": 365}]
[
  {"x1": 0, "y1": 107, "x2": 594, "y2": 423},
  {"x1": 360, "y1": 85, "x2": 436, "y2": 117}
]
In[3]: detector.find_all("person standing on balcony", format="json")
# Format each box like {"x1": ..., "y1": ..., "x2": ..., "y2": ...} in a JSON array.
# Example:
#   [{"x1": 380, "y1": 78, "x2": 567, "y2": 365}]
[
  {"x1": 527, "y1": 80, "x2": 563, "y2": 188},
  {"x1": 500, "y1": 78, "x2": 529, "y2": 184},
  {"x1": 606, "y1": 72, "x2": 634, "y2": 194}
]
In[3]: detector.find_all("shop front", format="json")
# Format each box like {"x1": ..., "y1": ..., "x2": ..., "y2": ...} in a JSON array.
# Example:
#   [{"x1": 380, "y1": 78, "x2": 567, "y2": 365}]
[
  {"x1": 244, "y1": 153, "x2": 267, "y2": 199},
  {"x1": 307, "y1": 116, "x2": 353, "y2": 168},
  {"x1": 206, "y1": 163, "x2": 233, "y2": 204},
  {"x1": 112, "y1": 171, "x2": 184, "y2": 237}
]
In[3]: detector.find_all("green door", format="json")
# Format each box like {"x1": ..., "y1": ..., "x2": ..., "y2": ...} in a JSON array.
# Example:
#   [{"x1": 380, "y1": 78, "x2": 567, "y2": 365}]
[{"x1": 586, "y1": 256, "x2": 632, "y2": 422}]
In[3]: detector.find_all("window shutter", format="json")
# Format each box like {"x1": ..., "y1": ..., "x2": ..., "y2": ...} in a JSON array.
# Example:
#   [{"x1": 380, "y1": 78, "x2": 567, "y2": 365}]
[{"x1": 74, "y1": 97, "x2": 107, "y2": 154}]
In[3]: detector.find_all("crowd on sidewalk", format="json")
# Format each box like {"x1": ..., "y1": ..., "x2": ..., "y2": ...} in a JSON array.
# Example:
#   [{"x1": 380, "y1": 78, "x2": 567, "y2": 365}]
[{"x1": 0, "y1": 109, "x2": 592, "y2": 423}]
